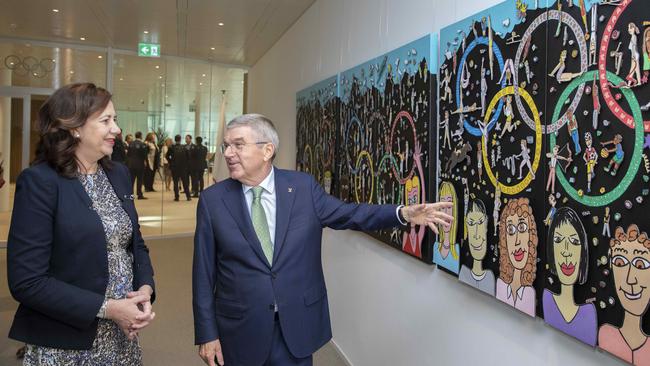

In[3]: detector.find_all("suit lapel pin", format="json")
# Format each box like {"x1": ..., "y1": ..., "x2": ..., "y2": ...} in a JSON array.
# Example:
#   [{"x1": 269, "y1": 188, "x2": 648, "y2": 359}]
[{"x1": 288, "y1": 187, "x2": 293, "y2": 193}]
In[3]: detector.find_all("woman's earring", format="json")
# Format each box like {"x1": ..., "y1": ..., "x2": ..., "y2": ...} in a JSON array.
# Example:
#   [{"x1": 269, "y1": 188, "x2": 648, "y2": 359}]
[{"x1": 75, "y1": 133, "x2": 80, "y2": 138}]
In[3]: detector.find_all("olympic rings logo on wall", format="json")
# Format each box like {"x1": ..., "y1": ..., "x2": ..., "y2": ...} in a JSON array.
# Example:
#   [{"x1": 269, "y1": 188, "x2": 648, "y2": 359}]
[{"x1": 4, "y1": 55, "x2": 56, "y2": 78}]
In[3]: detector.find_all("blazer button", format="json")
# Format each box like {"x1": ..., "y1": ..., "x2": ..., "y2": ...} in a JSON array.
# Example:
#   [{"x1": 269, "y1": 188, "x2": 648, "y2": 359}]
[{"x1": 271, "y1": 272, "x2": 277, "y2": 279}]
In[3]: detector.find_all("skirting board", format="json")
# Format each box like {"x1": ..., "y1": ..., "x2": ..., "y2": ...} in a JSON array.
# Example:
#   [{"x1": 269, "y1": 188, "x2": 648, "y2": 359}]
[{"x1": 330, "y1": 338, "x2": 354, "y2": 366}]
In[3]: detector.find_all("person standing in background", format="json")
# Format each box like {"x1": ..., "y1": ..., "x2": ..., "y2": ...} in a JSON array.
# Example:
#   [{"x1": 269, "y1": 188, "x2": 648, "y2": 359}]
[
  {"x1": 127, "y1": 131, "x2": 148, "y2": 200},
  {"x1": 167, "y1": 134, "x2": 191, "y2": 201},
  {"x1": 144, "y1": 132, "x2": 158, "y2": 192},
  {"x1": 111, "y1": 133, "x2": 127, "y2": 163},
  {"x1": 192, "y1": 136, "x2": 208, "y2": 197},
  {"x1": 123, "y1": 134, "x2": 133, "y2": 167},
  {"x1": 185, "y1": 134, "x2": 195, "y2": 194},
  {"x1": 161, "y1": 137, "x2": 173, "y2": 191}
]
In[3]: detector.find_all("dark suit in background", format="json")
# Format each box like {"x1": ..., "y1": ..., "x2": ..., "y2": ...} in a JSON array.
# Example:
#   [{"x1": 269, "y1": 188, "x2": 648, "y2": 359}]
[
  {"x1": 127, "y1": 139, "x2": 148, "y2": 198},
  {"x1": 167, "y1": 143, "x2": 191, "y2": 201},
  {"x1": 185, "y1": 143, "x2": 196, "y2": 194},
  {"x1": 191, "y1": 143, "x2": 208, "y2": 196},
  {"x1": 111, "y1": 138, "x2": 127, "y2": 163}
]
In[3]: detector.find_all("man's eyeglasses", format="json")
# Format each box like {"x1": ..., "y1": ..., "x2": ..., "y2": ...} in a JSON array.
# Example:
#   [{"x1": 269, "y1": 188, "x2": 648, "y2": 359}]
[{"x1": 220, "y1": 141, "x2": 269, "y2": 154}]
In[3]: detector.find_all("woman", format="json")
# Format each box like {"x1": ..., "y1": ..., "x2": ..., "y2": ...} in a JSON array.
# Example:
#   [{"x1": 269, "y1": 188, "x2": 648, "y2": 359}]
[
  {"x1": 433, "y1": 181, "x2": 459, "y2": 274},
  {"x1": 599, "y1": 224, "x2": 650, "y2": 364},
  {"x1": 495, "y1": 197, "x2": 538, "y2": 317},
  {"x1": 401, "y1": 142, "x2": 426, "y2": 258},
  {"x1": 7, "y1": 83, "x2": 156, "y2": 365},
  {"x1": 144, "y1": 132, "x2": 158, "y2": 192},
  {"x1": 627, "y1": 22, "x2": 642, "y2": 87},
  {"x1": 161, "y1": 137, "x2": 173, "y2": 191},
  {"x1": 543, "y1": 207, "x2": 597, "y2": 346},
  {"x1": 459, "y1": 198, "x2": 495, "y2": 296}
]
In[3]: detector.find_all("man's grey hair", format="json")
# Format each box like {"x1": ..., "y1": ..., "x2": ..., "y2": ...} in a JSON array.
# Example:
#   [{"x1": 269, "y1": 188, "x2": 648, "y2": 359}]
[{"x1": 227, "y1": 114, "x2": 280, "y2": 158}]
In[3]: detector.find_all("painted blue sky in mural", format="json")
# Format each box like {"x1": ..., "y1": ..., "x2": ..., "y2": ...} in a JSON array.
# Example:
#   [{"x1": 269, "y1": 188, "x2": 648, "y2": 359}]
[
  {"x1": 339, "y1": 34, "x2": 436, "y2": 103},
  {"x1": 439, "y1": 0, "x2": 600, "y2": 61},
  {"x1": 296, "y1": 74, "x2": 339, "y2": 107}
]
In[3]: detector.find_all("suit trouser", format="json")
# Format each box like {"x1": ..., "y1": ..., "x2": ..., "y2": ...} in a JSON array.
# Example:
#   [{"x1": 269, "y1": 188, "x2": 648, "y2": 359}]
[
  {"x1": 173, "y1": 172, "x2": 191, "y2": 200},
  {"x1": 263, "y1": 314, "x2": 313, "y2": 366},
  {"x1": 129, "y1": 167, "x2": 144, "y2": 197},
  {"x1": 144, "y1": 168, "x2": 155, "y2": 191},
  {"x1": 192, "y1": 168, "x2": 204, "y2": 194}
]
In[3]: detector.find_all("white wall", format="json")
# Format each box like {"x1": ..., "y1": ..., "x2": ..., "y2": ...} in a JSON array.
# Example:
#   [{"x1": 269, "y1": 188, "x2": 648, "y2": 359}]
[{"x1": 248, "y1": 0, "x2": 623, "y2": 365}]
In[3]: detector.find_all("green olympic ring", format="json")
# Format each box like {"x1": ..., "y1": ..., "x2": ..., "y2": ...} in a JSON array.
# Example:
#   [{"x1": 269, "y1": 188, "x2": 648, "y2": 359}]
[{"x1": 550, "y1": 70, "x2": 643, "y2": 207}]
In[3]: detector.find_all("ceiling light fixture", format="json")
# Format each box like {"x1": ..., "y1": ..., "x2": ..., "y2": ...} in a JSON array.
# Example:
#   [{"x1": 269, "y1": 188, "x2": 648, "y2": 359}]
[
  {"x1": 97, "y1": 55, "x2": 103, "y2": 59},
  {"x1": 159, "y1": 76, "x2": 163, "y2": 79},
  {"x1": 80, "y1": 37, "x2": 86, "y2": 41},
  {"x1": 155, "y1": 65, "x2": 160, "y2": 69},
  {"x1": 210, "y1": 47, "x2": 215, "y2": 50},
  {"x1": 143, "y1": 30, "x2": 149, "y2": 34},
  {"x1": 52, "y1": 9, "x2": 59, "y2": 13},
  {"x1": 218, "y1": 22, "x2": 224, "y2": 26},
  {"x1": 70, "y1": 70, "x2": 74, "y2": 74},
  {"x1": 202, "y1": 73, "x2": 206, "y2": 77}
]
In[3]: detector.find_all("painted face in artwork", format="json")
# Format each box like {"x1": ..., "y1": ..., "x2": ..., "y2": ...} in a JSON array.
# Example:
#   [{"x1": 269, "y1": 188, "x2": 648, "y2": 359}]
[
  {"x1": 440, "y1": 192, "x2": 453, "y2": 235},
  {"x1": 407, "y1": 176, "x2": 420, "y2": 206},
  {"x1": 324, "y1": 171, "x2": 332, "y2": 194},
  {"x1": 506, "y1": 213, "x2": 530, "y2": 271},
  {"x1": 611, "y1": 239, "x2": 650, "y2": 316},
  {"x1": 467, "y1": 203, "x2": 488, "y2": 260},
  {"x1": 553, "y1": 222, "x2": 582, "y2": 286}
]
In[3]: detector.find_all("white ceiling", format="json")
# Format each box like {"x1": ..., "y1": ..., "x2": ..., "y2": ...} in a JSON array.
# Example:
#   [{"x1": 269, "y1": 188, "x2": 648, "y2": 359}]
[{"x1": 0, "y1": 0, "x2": 315, "y2": 66}]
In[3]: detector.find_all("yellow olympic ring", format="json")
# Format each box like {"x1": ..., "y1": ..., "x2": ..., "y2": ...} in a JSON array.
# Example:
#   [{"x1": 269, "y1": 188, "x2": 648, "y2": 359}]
[
  {"x1": 481, "y1": 86, "x2": 542, "y2": 195},
  {"x1": 354, "y1": 150, "x2": 375, "y2": 203}
]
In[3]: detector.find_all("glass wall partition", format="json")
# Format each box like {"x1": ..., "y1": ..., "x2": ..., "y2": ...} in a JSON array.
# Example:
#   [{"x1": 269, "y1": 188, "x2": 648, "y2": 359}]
[{"x1": 0, "y1": 40, "x2": 245, "y2": 242}]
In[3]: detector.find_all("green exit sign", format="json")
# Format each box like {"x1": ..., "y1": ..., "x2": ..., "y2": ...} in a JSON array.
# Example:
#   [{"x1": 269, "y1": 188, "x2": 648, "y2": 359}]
[{"x1": 138, "y1": 43, "x2": 160, "y2": 57}]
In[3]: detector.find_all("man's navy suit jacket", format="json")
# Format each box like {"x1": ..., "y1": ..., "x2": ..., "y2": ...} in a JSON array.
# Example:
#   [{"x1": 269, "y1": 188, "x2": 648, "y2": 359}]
[{"x1": 192, "y1": 168, "x2": 401, "y2": 365}]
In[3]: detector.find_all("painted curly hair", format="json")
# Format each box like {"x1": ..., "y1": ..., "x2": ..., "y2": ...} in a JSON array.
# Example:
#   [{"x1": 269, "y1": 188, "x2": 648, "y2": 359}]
[
  {"x1": 609, "y1": 224, "x2": 650, "y2": 250},
  {"x1": 498, "y1": 197, "x2": 538, "y2": 286}
]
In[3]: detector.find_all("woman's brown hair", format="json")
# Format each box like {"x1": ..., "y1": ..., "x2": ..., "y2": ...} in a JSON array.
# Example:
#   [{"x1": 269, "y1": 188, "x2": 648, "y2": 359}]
[
  {"x1": 498, "y1": 197, "x2": 538, "y2": 286},
  {"x1": 34, "y1": 83, "x2": 113, "y2": 178}
]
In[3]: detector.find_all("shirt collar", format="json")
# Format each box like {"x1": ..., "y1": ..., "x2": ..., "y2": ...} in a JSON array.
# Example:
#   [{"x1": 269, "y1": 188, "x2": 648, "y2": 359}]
[
  {"x1": 242, "y1": 167, "x2": 275, "y2": 195},
  {"x1": 505, "y1": 283, "x2": 525, "y2": 301}
]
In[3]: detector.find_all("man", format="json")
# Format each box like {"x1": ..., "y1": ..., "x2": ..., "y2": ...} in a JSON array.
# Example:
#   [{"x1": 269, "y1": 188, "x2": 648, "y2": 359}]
[
  {"x1": 111, "y1": 133, "x2": 127, "y2": 163},
  {"x1": 185, "y1": 134, "x2": 196, "y2": 194},
  {"x1": 167, "y1": 134, "x2": 191, "y2": 201},
  {"x1": 127, "y1": 131, "x2": 149, "y2": 199},
  {"x1": 192, "y1": 136, "x2": 208, "y2": 197},
  {"x1": 193, "y1": 114, "x2": 452, "y2": 366}
]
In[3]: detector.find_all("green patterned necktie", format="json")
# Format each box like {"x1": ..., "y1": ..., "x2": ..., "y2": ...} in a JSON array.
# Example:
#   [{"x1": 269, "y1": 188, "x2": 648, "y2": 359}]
[{"x1": 251, "y1": 186, "x2": 273, "y2": 264}]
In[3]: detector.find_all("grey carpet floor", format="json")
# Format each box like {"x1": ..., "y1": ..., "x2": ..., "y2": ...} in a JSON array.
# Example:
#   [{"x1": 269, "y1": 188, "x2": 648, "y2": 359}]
[{"x1": 0, "y1": 236, "x2": 347, "y2": 366}]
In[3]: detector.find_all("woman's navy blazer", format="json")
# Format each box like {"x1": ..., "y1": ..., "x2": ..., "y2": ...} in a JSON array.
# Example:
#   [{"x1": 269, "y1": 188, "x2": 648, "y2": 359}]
[{"x1": 7, "y1": 162, "x2": 155, "y2": 350}]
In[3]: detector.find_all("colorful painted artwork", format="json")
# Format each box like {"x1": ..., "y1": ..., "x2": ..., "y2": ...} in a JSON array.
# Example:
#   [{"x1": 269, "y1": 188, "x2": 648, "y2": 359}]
[
  {"x1": 459, "y1": 198, "x2": 496, "y2": 294},
  {"x1": 434, "y1": 181, "x2": 461, "y2": 273},
  {"x1": 439, "y1": 0, "x2": 650, "y2": 359},
  {"x1": 544, "y1": 207, "x2": 597, "y2": 346},
  {"x1": 296, "y1": 75, "x2": 340, "y2": 195},
  {"x1": 495, "y1": 197, "x2": 538, "y2": 317},
  {"x1": 599, "y1": 225, "x2": 650, "y2": 364},
  {"x1": 438, "y1": 0, "x2": 548, "y2": 304},
  {"x1": 295, "y1": 0, "x2": 650, "y2": 359},
  {"x1": 336, "y1": 35, "x2": 437, "y2": 263}
]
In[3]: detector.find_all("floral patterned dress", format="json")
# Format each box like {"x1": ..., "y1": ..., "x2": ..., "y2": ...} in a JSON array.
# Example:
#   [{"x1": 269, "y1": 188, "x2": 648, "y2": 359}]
[{"x1": 23, "y1": 166, "x2": 142, "y2": 366}]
